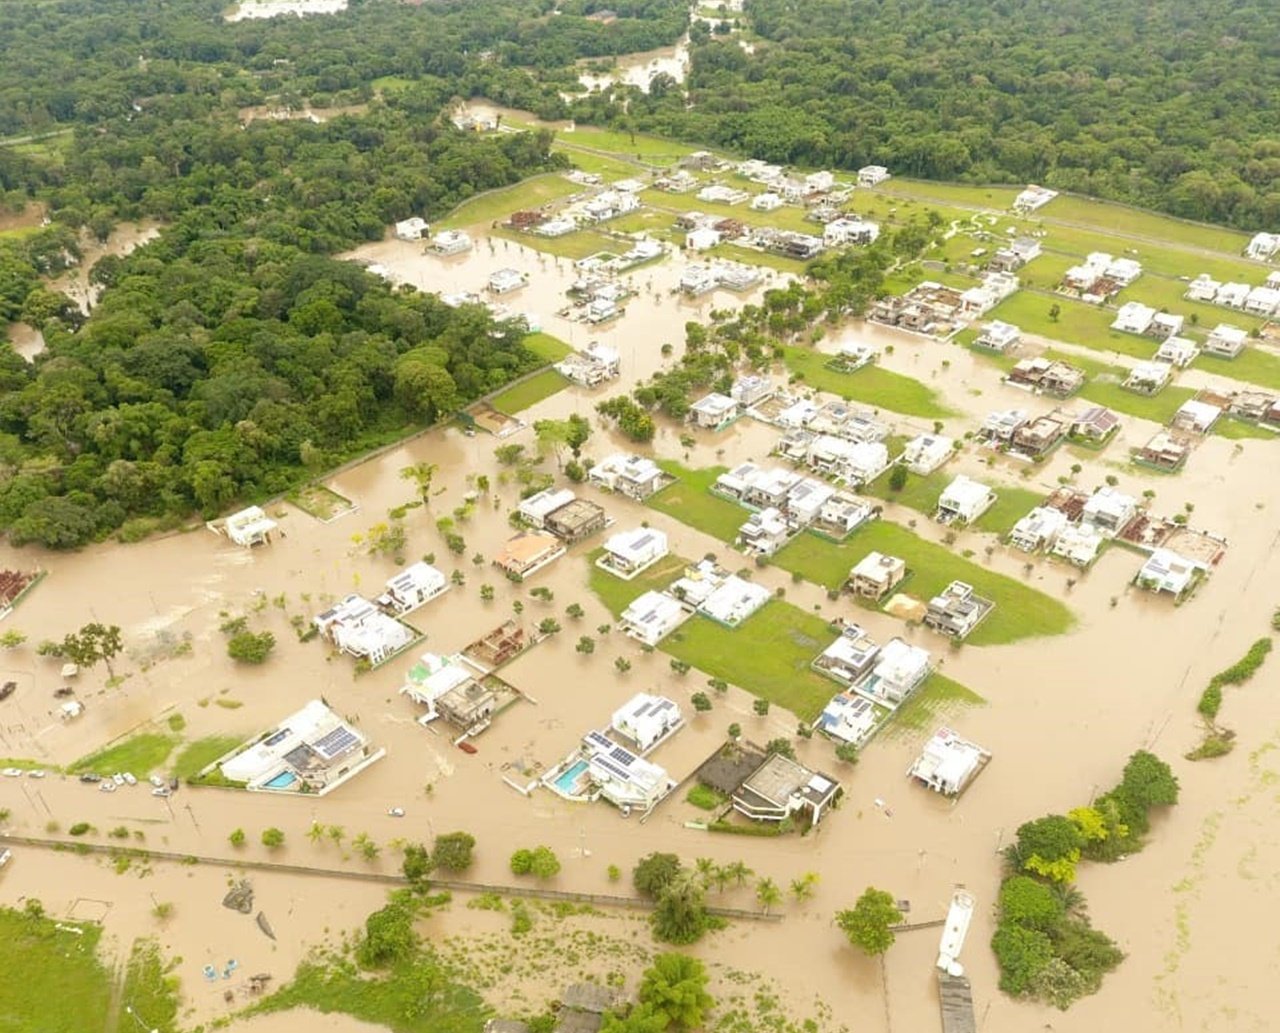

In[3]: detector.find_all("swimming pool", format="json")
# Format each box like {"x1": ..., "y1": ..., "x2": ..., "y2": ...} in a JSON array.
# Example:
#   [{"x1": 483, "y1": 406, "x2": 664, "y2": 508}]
[
  {"x1": 553, "y1": 759, "x2": 589, "y2": 795},
  {"x1": 263, "y1": 770, "x2": 297, "y2": 790}
]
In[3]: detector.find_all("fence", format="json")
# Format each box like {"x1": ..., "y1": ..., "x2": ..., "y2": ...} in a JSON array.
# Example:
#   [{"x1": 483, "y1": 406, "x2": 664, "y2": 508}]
[{"x1": 0, "y1": 833, "x2": 783, "y2": 922}]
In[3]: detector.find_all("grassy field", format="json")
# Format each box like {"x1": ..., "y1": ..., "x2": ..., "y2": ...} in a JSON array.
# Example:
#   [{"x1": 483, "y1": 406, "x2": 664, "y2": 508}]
[
  {"x1": 773, "y1": 521, "x2": 1075, "y2": 646},
  {"x1": 371, "y1": 75, "x2": 415, "y2": 94},
  {"x1": 587, "y1": 548, "x2": 690, "y2": 617},
  {"x1": 1078, "y1": 378, "x2": 1196, "y2": 425},
  {"x1": 523, "y1": 331, "x2": 573, "y2": 363},
  {"x1": 493, "y1": 224, "x2": 620, "y2": 260},
  {"x1": 986, "y1": 291, "x2": 1155, "y2": 361},
  {"x1": 490, "y1": 369, "x2": 569, "y2": 414},
  {"x1": 663, "y1": 602, "x2": 843, "y2": 721},
  {"x1": 0, "y1": 907, "x2": 112, "y2": 1030},
  {"x1": 1037, "y1": 195, "x2": 1251, "y2": 254},
  {"x1": 69, "y1": 731, "x2": 178, "y2": 776},
  {"x1": 641, "y1": 188, "x2": 818, "y2": 234},
  {"x1": 121, "y1": 938, "x2": 181, "y2": 1033},
  {"x1": 553, "y1": 145, "x2": 637, "y2": 180},
  {"x1": 171, "y1": 735, "x2": 244, "y2": 781},
  {"x1": 974, "y1": 484, "x2": 1049, "y2": 536},
  {"x1": 708, "y1": 242, "x2": 810, "y2": 275},
  {"x1": 555, "y1": 124, "x2": 698, "y2": 162},
  {"x1": 1197, "y1": 347, "x2": 1280, "y2": 394},
  {"x1": 863, "y1": 468, "x2": 950, "y2": 516},
  {"x1": 781, "y1": 346, "x2": 955, "y2": 419},
  {"x1": 648, "y1": 461, "x2": 744, "y2": 543},
  {"x1": 439, "y1": 174, "x2": 581, "y2": 229},
  {"x1": 878, "y1": 179, "x2": 1021, "y2": 210},
  {"x1": 886, "y1": 672, "x2": 986, "y2": 736}
]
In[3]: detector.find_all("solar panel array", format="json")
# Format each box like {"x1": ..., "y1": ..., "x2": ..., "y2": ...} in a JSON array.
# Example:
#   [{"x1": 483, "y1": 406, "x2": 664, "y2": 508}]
[{"x1": 313, "y1": 725, "x2": 359, "y2": 759}]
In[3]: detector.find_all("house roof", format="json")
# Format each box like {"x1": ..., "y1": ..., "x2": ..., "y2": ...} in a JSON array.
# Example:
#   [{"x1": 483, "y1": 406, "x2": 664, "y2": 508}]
[
  {"x1": 496, "y1": 532, "x2": 561, "y2": 567},
  {"x1": 561, "y1": 982, "x2": 626, "y2": 1014}
]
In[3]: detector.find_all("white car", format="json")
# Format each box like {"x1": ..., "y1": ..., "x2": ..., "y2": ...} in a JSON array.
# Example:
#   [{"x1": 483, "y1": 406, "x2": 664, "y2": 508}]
[
  {"x1": 0, "y1": 849, "x2": 11, "y2": 868},
  {"x1": 99, "y1": 781, "x2": 117, "y2": 793},
  {"x1": 26, "y1": 769, "x2": 45, "y2": 779},
  {"x1": 388, "y1": 807, "x2": 405, "y2": 817},
  {"x1": 149, "y1": 775, "x2": 165, "y2": 789},
  {"x1": 112, "y1": 773, "x2": 124, "y2": 786},
  {"x1": 2, "y1": 768, "x2": 23, "y2": 778},
  {"x1": 122, "y1": 772, "x2": 137, "y2": 786},
  {"x1": 151, "y1": 787, "x2": 171, "y2": 798}
]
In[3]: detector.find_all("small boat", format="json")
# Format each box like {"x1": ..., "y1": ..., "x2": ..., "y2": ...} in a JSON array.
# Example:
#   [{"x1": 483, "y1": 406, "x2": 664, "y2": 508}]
[{"x1": 458, "y1": 741, "x2": 478, "y2": 755}]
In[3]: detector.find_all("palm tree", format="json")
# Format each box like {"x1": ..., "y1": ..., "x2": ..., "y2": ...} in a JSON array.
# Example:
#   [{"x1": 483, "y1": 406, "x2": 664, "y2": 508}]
[
  {"x1": 725, "y1": 860, "x2": 754, "y2": 887},
  {"x1": 694, "y1": 857, "x2": 717, "y2": 889},
  {"x1": 711, "y1": 865, "x2": 733, "y2": 895},
  {"x1": 327, "y1": 824, "x2": 345, "y2": 845},
  {"x1": 399, "y1": 462, "x2": 438, "y2": 504},
  {"x1": 1050, "y1": 882, "x2": 1088, "y2": 919},
  {"x1": 756, "y1": 877, "x2": 782, "y2": 914},
  {"x1": 791, "y1": 872, "x2": 819, "y2": 903},
  {"x1": 353, "y1": 832, "x2": 379, "y2": 861},
  {"x1": 307, "y1": 821, "x2": 325, "y2": 845}
]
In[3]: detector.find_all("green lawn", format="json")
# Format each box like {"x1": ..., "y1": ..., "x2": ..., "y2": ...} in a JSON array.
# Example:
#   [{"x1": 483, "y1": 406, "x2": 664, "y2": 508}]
[
  {"x1": 493, "y1": 225, "x2": 619, "y2": 260},
  {"x1": 0, "y1": 907, "x2": 112, "y2": 1032},
  {"x1": 878, "y1": 179, "x2": 1021, "y2": 210},
  {"x1": 371, "y1": 75, "x2": 415, "y2": 93},
  {"x1": 864, "y1": 469, "x2": 1044, "y2": 536},
  {"x1": 523, "y1": 331, "x2": 573, "y2": 363},
  {"x1": 1078, "y1": 379, "x2": 1195, "y2": 425},
  {"x1": 490, "y1": 369, "x2": 569, "y2": 414},
  {"x1": 587, "y1": 548, "x2": 690, "y2": 617},
  {"x1": 886, "y1": 672, "x2": 986, "y2": 737},
  {"x1": 773, "y1": 521, "x2": 1075, "y2": 646},
  {"x1": 641, "y1": 188, "x2": 817, "y2": 234},
  {"x1": 553, "y1": 145, "x2": 638, "y2": 181},
  {"x1": 555, "y1": 125, "x2": 698, "y2": 162},
  {"x1": 974, "y1": 484, "x2": 1049, "y2": 536},
  {"x1": 1038, "y1": 195, "x2": 1251, "y2": 255},
  {"x1": 986, "y1": 291, "x2": 1154, "y2": 360},
  {"x1": 121, "y1": 939, "x2": 181, "y2": 1033},
  {"x1": 647, "y1": 461, "x2": 745, "y2": 543},
  {"x1": 708, "y1": 242, "x2": 809, "y2": 275},
  {"x1": 1197, "y1": 347, "x2": 1280, "y2": 394},
  {"x1": 663, "y1": 603, "x2": 844, "y2": 721},
  {"x1": 171, "y1": 735, "x2": 244, "y2": 781},
  {"x1": 781, "y1": 346, "x2": 955, "y2": 419},
  {"x1": 1214, "y1": 417, "x2": 1278, "y2": 441},
  {"x1": 439, "y1": 174, "x2": 581, "y2": 229},
  {"x1": 68, "y1": 732, "x2": 178, "y2": 776}
]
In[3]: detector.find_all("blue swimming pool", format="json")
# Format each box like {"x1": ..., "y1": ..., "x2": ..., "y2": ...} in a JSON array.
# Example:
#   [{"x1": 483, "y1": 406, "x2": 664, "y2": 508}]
[
  {"x1": 553, "y1": 759, "x2": 589, "y2": 795},
  {"x1": 264, "y1": 770, "x2": 297, "y2": 790}
]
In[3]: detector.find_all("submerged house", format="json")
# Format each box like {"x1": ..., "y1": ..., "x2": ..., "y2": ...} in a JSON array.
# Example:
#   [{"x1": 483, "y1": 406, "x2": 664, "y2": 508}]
[
  {"x1": 936, "y1": 476, "x2": 996, "y2": 525},
  {"x1": 611, "y1": 693, "x2": 683, "y2": 753},
  {"x1": 861, "y1": 638, "x2": 931, "y2": 704},
  {"x1": 619, "y1": 591, "x2": 687, "y2": 646},
  {"x1": 1135, "y1": 548, "x2": 1205, "y2": 597},
  {"x1": 731, "y1": 752, "x2": 841, "y2": 827},
  {"x1": 493, "y1": 531, "x2": 566, "y2": 578},
  {"x1": 313, "y1": 594, "x2": 416, "y2": 666},
  {"x1": 220, "y1": 505, "x2": 278, "y2": 547},
  {"x1": 907, "y1": 727, "x2": 990, "y2": 797},
  {"x1": 596, "y1": 527, "x2": 669, "y2": 580},
  {"x1": 922, "y1": 581, "x2": 994, "y2": 640},
  {"x1": 377, "y1": 561, "x2": 448, "y2": 615}
]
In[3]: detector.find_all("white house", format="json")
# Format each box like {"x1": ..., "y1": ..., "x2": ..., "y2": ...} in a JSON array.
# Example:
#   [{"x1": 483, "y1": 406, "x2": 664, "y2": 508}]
[
  {"x1": 686, "y1": 227, "x2": 722, "y2": 251},
  {"x1": 1204, "y1": 323, "x2": 1248, "y2": 358},
  {"x1": 611, "y1": 693, "x2": 683, "y2": 753},
  {"x1": 1171, "y1": 398, "x2": 1221, "y2": 434},
  {"x1": 1009, "y1": 506, "x2": 1068, "y2": 552},
  {"x1": 907, "y1": 727, "x2": 990, "y2": 796},
  {"x1": 731, "y1": 374, "x2": 774, "y2": 407},
  {"x1": 732, "y1": 753, "x2": 842, "y2": 826},
  {"x1": 680, "y1": 264, "x2": 718, "y2": 295},
  {"x1": 1111, "y1": 301, "x2": 1156, "y2": 335},
  {"x1": 1051, "y1": 523, "x2": 1105, "y2": 567},
  {"x1": 379, "y1": 562, "x2": 448, "y2": 615},
  {"x1": 812, "y1": 624, "x2": 880, "y2": 685},
  {"x1": 688, "y1": 392, "x2": 739, "y2": 429},
  {"x1": 848, "y1": 551, "x2": 907, "y2": 599},
  {"x1": 1123, "y1": 360, "x2": 1173, "y2": 394},
  {"x1": 619, "y1": 591, "x2": 686, "y2": 646},
  {"x1": 1155, "y1": 336, "x2": 1200, "y2": 367},
  {"x1": 936, "y1": 475, "x2": 996, "y2": 525},
  {"x1": 902, "y1": 434, "x2": 954, "y2": 475},
  {"x1": 784, "y1": 477, "x2": 836, "y2": 526},
  {"x1": 518, "y1": 487, "x2": 577, "y2": 529},
  {"x1": 581, "y1": 729, "x2": 674, "y2": 813},
  {"x1": 430, "y1": 230, "x2": 472, "y2": 255},
  {"x1": 1013, "y1": 185, "x2": 1057, "y2": 212},
  {"x1": 823, "y1": 217, "x2": 880, "y2": 247},
  {"x1": 750, "y1": 192, "x2": 783, "y2": 212},
  {"x1": 696, "y1": 184, "x2": 748, "y2": 206},
  {"x1": 1216, "y1": 282, "x2": 1250, "y2": 309},
  {"x1": 805, "y1": 170, "x2": 835, "y2": 194},
  {"x1": 1136, "y1": 548, "x2": 1203, "y2": 596},
  {"x1": 488, "y1": 268, "x2": 528, "y2": 295},
  {"x1": 1246, "y1": 232, "x2": 1280, "y2": 261},
  {"x1": 699, "y1": 575, "x2": 771, "y2": 626},
  {"x1": 222, "y1": 505, "x2": 277, "y2": 547},
  {"x1": 862, "y1": 637, "x2": 931, "y2": 704},
  {"x1": 737, "y1": 507, "x2": 790, "y2": 557},
  {"x1": 1081, "y1": 486, "x2": 1137, "y2": 536},
  {"x1": 857, "y1": 165, "x2": 890, "y2": 187},
  {"x1": 313, "y1": 595, "x2": 415, "y2": 666},
  {"x1": 394, "y1": 217, "x2": 429, "y2": 241},
  {"x1": 1245, "y1": 285, "x2": 1280, "y2": 316},
  {"x1": 1185, "y1": 274, "x2": 1221, "y2": 302},
  {"x1": 974, "y1": 320, "x2": 1021, "y2": 352},
  {"x1": 588, "y1": 454, "x2": 667, "y2": 499},
  {"x1": 597, "y1": 526, "x2": 669, "y2": 580},
  {"x1": 980, "y1": 408, "x2": 1029, "y2": 444},
  {"x1": 741, "y1": 467, "x2": 801, "y2": 509}
]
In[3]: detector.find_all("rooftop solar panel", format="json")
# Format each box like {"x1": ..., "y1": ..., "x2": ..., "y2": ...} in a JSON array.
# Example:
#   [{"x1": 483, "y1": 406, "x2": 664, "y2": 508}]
[{"x1": 313, "y1": 725, "x2": 359, "y2": 758}]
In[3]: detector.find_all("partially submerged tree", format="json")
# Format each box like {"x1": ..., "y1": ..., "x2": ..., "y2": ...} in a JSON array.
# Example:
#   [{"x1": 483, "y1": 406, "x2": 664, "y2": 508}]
[{"x1": 836, "y1": 888, "x2": 903, "y2": 956}]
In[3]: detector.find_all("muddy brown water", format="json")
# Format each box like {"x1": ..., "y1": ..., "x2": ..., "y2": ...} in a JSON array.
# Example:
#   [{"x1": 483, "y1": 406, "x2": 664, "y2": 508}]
[{"x1": 2, "y1": 220, "x2": 1280, "y2": 1032}]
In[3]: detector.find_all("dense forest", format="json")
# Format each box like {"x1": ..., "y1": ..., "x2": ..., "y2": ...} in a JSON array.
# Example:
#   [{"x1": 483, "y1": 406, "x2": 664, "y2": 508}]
[{"x1": 591, "y1": 0, "x2": 1280, "y2": 229}]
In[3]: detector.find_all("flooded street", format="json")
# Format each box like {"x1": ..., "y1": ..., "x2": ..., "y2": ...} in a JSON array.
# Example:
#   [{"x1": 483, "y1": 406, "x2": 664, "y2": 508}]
[
  {"x1": 3, "y1": 210, "x2": 1280, "y2": 1033},
  {"x1": 576, "y1": 38, "x2": 690, "y2": 94}
]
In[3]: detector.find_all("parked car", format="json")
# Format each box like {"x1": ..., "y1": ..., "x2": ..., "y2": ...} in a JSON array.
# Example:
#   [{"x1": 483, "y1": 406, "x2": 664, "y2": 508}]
[
  {"x1": 2, "y1": 768, "x2": 23, "y2": 778},
  {"x1": 0, "y1": 849, "x2": 11, "y2": 868},
  {"x1": 99, "y1": 781, "x2": 116, "y2": 793},
  {"x1": 26, "y1": 769, "x2": 45, "y2": 779},
  {"x1": 122, "y1": 772, "x2": 137, "y2": 786},
  {"x1": 111, "y1": 773, "x2": 124, "y2": 786},
  {"x1": 149, "y1": 775, "x2": 165, "y2": 789},
  {"x1": 388, "y1": 807, "x2": 405, "y2": 817},
  {"x1": 151, "y1": 787, "x2": 171, "y2": 798},
  {"x1": 79, "y1": 773, "x2": 101, "y2": 784}
]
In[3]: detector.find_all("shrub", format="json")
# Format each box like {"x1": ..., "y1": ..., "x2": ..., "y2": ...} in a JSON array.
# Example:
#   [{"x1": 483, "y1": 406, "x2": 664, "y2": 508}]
[
  {"x1": 68, "y1": 822, "x2": 91, "y2": 837},
  {"x1": 229, "y1": 828, "x2": 246, "y2": 847},
  {"x1": 261, "y1": 827, "x2": 285, "y2": 849},
  {"x1": 227, "y1": 631, "x2": 276, "y2": 664},
  {"x1": 633, "y1": 852, "x2": 682, "y2": 898},
  {"x1": 432, "y1": 831, "x2": 476, "y2": 872}
]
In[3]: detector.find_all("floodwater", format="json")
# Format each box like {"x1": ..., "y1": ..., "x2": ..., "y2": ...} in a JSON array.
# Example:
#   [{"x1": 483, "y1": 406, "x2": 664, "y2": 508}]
[
  {"x1": 237, "y1": 103, "x2": 369, "y2": 126},
  {"x1": 3, "y1": 214, "x2": 1280, "y2": 1033},
  {"x1": 577, "y1": 38, "x2": 690, "y2": 95},
  {"x1": 50, "y1": 221, "x2": 163, "y2": 317}
]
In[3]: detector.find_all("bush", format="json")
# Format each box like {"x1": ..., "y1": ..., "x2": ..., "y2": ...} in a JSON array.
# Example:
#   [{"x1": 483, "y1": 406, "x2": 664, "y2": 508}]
[
  {"x1": 229, "y1": 828, "x2": 246, "y2": 847},
  {"x1": 685, "y1": 784, "x2": 725, "y2": 811},
  {"x1": 1196, "y1": 684, "x2": 1222, "y2": 720},
  {"x1": 261, "y1": 827, "x2": 285, "y2": 849},
  {"x1": 510, "y1": 848, "x2": 534, "y2": 875},
  {"x1": 227, "y1": 631, "x2": 276, "y2": 664},
  {"x1": 68, "y1": 822, "x2": 91, "y2": 837},
  {"x1": 432, "y1": 831, "x2": 476, "y2": 872},
  {"x1": 992, "y1": 923, "x2": 1054, "y2": 995},
  {"x1": 633, "y1": 852, "x2": 682, "y2": 898}
]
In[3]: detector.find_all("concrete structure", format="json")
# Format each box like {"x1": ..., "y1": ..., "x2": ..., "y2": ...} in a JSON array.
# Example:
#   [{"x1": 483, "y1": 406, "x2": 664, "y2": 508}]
[
  {"x1": 588, "y1": 453, "x2": 668, "y2": 499},
  {"x1": 980, "y1": 408, "x2": 1028, "y2": 444},
  {"x1": 1006, "y1": 357, "x2": 1086, "y2": 398},
  {"x1": 1069, "y1": 405, "x2": 1121, "y2": 444},
  {"x1": 901, "y1": 433, "x2": 955, "y2": 475},
  {"x1": 858, "y1": 165, "x2": 890, "y2": 187},
  {"x1": 731, "y1": 374, "x2": 774, "y2": 407},
  {"x1": 936, "y1": 475, "x2": 996, "y2": 525},
  {"x1": 313, "y1": 594, "x2": 416, "y2": 666},
  {"x1": 688, "y1": 392, "x2": 740, "y2": 430},
  {"x1": 488, "y1": 268, "x2": 528, "y2": 295},
  {"x1": 813, "y1": 624, "x2": 880, "y2": 685},
  {"x1": 378, "y1": 561, "x2": 448, "y2": 615},
  {"x1": 1171, "y1": 398, "x2": 1222, "y2": 434},
  {"x1": 1136, "y1": 548, "x2": 1204, "y2": 597},
  {"x1": 1013, "y1": 185, "x2": 1057, "y2": 212},
  {"x1": 492, "y1": 531, "x2": 566, "y2": 578},
  {"x1": 816, "y1": 690, "x2": 878, "y2": 746},
  {"x1": 1009, "y1": 506, "x2": 1068, "y2": 552},
  {"x1": 988, "y1": 237, "x2": 1041, "y2": 273},
  {"x1": 220, "y1": 700, "x2": 384, "y2": 796},
  {"x1": 1205, "y1": 323, "x2": 1248, "y2": 358},
  {"x1": 1246, "y1": 232, "x2": 1280, "y2": 261},
  {"x1": 848, "y1": 551, "x2": 907, "y2": 599},
  {"x1": 518, "y1": 488, "x2": 577, "y2": 529},
  {"x1": 1010, "y1": 410, "x2": 1068, "y2": 458},
  {"x1": 750, "y1": 192, "x2": 783, "y2": 212},
  {"x1": 1051, "y1": 523, "x2": 1105, "y2": 567},
  {"x1": 597, "y1": 527, "x2": 669, "y2": 580},
  {"x1": 1134, "y1": 430, "x2": 1190, "y2": 471},
  {"x1": 556, "y1": 342, "x2": 621, "y2": 386},
  {"x1": 611, "y1": 693, "x2": 683, "y2": 753},
  {"x1": 544, "y1": 497, "x2": 608, "y2": 542},
  {"x1": 619, "y1": 591, "x2": 686, "y2": 646},
  {"x1": 923, "y1": 581, "x2": 994, "y2": 639},
  {"x1": 1081, "y1": 486, "x2": 1137, "y2": 536},
  {"x1": 430, "y1": 230, "x2": 472, "y2": 255},
  {"x1": 908, "y1": 727, "x2": 990, "y2": 796},
  {"x1": 737, "y1": 507, "x2": 790, "y2": 557},
  {"x1": 823, "y1": 217, "x2": 880, "y2": 247},
  {"x1": 1155, "y1": 336, "x2": 1200, "y2": 367},
  {"x1": 1123, "y1": 360, "x2": 1173, "y2": 395},
  {"x1": 862, "y1": 637, "x2": 931, "y2": 704},
  {"x1": 221, "y1": 506, "x2": 277, "y2": 547},
  {"x1": 1111, "y1": 301, "x2": 1155, "y2": 334},
  {"x1": 974, "y1": 320, "x2": 1021, "y2": 352},
  {"x1": 394, "y1": 217, "x2": 429, "y2": 241},
  {"x1": 732, "y1": 753, "x2": 841, "y2": 826},
  {"x1": 698, "y1": 575, "x2": 771, "y2": 626}
]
